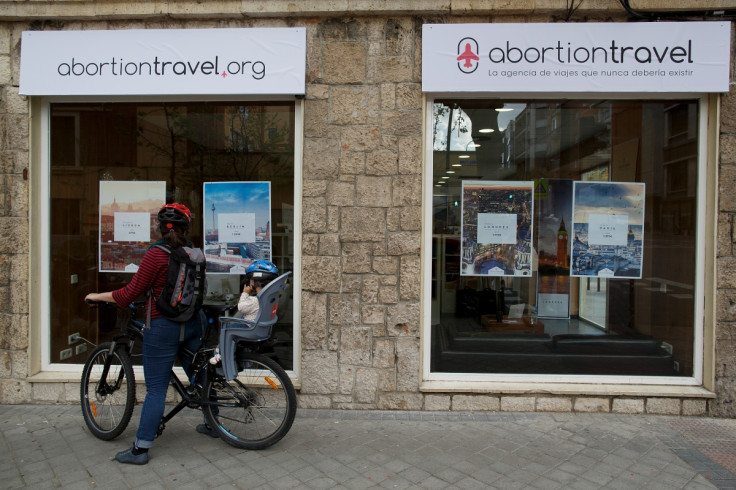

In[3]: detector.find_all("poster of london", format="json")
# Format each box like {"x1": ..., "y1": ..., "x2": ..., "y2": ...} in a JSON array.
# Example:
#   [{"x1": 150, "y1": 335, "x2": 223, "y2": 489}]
[
  {"x1": 98, "y1": 181, "x2": 166, "y2": 273},
  {"x1": 461, "y1": 181, "x2": 534, "y2": 277},
  {"x1": 571, "y1": 181, "x2": 645, "y2": 279}
]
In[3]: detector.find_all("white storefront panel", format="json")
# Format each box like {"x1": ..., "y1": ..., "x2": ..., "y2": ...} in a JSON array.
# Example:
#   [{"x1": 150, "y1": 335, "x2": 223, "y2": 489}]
[
  {"x1": 422, "y1": 22, "x2": 730, "y2": 93},
  {"x1": 20, "y1": 28, "x2": 306, "y2": 96}
]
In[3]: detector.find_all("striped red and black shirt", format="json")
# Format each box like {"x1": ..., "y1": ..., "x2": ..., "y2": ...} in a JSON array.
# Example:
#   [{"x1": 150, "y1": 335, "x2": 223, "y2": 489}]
[{"x1": 111, "y1": 246, "x2": 170, "y2": 319}]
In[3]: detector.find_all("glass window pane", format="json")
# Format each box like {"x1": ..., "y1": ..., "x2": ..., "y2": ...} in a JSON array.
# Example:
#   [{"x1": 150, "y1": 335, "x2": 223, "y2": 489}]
[
  {"x1": 49, "y1": 102, "x2": 295, "y2": 369},
  {"x1": 431, "y1": 99, "x2": 697, "y2": 377}
]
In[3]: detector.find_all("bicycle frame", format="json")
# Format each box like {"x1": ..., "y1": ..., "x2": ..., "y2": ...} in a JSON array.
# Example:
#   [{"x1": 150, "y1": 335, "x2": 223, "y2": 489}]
[
  {"x1": 96, "y1": 303, "x2": 226, "y2": 436},
  {"x1": 82, "y1": 299, "x2": 297, "y2": 449}
]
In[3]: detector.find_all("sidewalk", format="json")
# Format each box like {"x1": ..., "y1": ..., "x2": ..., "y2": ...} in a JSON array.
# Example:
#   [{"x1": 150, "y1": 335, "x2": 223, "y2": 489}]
[{"x1": 2, "y1": 404, "x2": 736, "y2": 489}]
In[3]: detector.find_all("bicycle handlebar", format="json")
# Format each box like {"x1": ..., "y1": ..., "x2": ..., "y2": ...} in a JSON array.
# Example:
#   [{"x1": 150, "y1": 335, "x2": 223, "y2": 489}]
[
  {"x1": 85, "y1": 299, "x2": 146, "y2": 309},
  {"x1": 85, "y1": 299, "x2": 114, "y2": 307}
]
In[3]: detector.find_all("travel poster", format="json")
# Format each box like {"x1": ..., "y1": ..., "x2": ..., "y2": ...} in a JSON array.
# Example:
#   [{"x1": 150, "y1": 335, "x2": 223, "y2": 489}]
[
  {"x1": 571, "y1": 182, "x2": 645, "y2": 279},
  {"x1": 203, "y1": 182, "x2": 272, "y2": 274},
  {"x1": 99, "y1": 181, "x2": 166, "y2": 273},
  {"x1": 534, "y1": 178, "x2": 572, "y2": 318},
  {"x1": 460, "y1": 181, "x2": 534, "y2": 277}
]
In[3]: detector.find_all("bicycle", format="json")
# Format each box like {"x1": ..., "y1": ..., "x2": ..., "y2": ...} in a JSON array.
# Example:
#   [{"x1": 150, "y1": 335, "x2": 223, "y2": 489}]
[{"x1": 80, "y1": 272, "x2": 297, "y2": 450}]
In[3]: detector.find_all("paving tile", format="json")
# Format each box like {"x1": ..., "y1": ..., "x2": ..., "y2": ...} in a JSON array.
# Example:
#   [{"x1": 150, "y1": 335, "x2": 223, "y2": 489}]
[
  {"x1": 528, "y1": 476, "x2": 565, "y2": 489},
  {"x1": 377, "y1": 475, "x2": 414, "y2": 489},
  {"x1": 3, "y1": 405, "x2": 736, "y2": 489},
  {"x1": 580, "y1": 469, "x2": 616, "y2": 486},
  {"x1": 454, "y1": 475, "x2": 497, "y2": 489},
  {"x1": 341, "y1": 475, "x2": 377, "y2": 490}
]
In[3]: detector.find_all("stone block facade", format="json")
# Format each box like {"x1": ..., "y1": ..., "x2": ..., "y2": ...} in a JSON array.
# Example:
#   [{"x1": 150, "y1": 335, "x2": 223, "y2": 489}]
[
  {"x1": 0, "y1": 1, "x2": 733, "y2": 417},
  {"x1": 717, "y1": 90, "x2": 736, "y2": 417}
]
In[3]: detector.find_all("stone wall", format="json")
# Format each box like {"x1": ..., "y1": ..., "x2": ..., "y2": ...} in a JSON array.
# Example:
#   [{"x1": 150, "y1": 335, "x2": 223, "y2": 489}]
[
  {"x1": 717, "y1": 90, "x2": 736, "y2": 417},
  {"x1": 299, "y1": 17, "x2": 424, "y2": 410},
  {"x1": 0, "y1": 2, "x2": 732, "y2": 416},
  {"x1": 0, "y1": 20, "x2": 31, "y2": 404}
]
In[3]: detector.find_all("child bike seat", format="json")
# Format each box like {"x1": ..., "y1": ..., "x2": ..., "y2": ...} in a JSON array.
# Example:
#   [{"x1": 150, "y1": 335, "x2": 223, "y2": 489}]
[{"x1": 218, "y1": 271, "x2": 292, "y2": 381}]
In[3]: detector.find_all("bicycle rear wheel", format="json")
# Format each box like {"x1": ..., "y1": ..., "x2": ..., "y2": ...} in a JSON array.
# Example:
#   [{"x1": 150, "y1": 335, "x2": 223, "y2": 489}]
[
  {"x1": 80, "y1": 343, "x2": 136, "y2": 440},
  {"x1": 203, "y1": 352, "x2": 296, "y2": 450}
]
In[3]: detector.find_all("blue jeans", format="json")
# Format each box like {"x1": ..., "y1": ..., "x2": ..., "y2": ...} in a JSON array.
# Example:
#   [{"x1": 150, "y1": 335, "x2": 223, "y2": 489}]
[{"x1": 135, "y1": 315, "x2": 202, "y2": 449}]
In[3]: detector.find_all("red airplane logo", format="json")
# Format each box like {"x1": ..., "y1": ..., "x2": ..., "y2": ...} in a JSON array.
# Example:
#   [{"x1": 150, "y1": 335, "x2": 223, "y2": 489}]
[{"x1": 457, "y1": 43, "x2": 479, "y2": 68}]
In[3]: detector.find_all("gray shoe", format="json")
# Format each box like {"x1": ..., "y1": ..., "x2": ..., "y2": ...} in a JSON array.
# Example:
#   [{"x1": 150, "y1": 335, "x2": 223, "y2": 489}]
[
  {"x1": 196, "y1": 423, "x2": 219, "y2": 438},
  {"x1": 114, "y1": 446, "x2": 149, "y2": 465}
]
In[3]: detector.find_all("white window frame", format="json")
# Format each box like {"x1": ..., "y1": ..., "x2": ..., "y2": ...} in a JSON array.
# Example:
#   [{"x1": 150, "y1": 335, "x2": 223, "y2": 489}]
[
  {"x1": 421, "y1": 93, "x2": 708, "y2": 388},
  {"x1": 35, "y1": 95, "x2": 303, "y2": 384}
]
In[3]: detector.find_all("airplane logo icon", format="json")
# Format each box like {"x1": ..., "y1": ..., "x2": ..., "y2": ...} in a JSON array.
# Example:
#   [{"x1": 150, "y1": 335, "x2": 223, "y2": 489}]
[
  {"x1": 456, "y1": 37, "x2": 480, "y2": 74},
  {"x1": 457, "y1": 43, "x2": 479, "y2": 67}
]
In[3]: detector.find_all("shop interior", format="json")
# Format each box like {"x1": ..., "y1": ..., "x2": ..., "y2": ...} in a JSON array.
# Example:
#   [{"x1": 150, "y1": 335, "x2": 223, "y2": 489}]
[
  {"x1": 49, "y1": 101, "x2": 296, "y2": 370},
  {"x1": 430, "y1": 99, "x2": 698, "y2": 376}
]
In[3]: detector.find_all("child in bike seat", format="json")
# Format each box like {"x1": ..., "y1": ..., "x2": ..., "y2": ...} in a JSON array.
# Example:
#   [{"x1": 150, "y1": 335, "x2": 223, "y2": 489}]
[
  {"x1": 237, "y1": 260, "x2": 280, "y2": 321},
  {"x1": 195, "y1": 259, "x2": 280, "y2": 439}
]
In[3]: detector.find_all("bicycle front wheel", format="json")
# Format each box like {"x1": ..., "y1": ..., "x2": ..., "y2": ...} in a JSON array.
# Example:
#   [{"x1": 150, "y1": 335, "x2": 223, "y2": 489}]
[
  {"x1": 203, "y1": 352, "x2": 296, "y2": 450},
  {"x1": 80, "y1": 343, "x2": 136, "y2": 440}
]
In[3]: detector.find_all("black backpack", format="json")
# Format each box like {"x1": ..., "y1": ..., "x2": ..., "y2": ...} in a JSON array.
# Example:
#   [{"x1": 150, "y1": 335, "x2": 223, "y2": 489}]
[{"x1": 150, "y1": 244, "x2": 207, "y2": 322}]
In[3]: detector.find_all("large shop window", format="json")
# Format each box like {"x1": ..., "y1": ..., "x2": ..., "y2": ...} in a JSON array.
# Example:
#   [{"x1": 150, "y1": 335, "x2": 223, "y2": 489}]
[
  {"x1": 48, "y1": 101, "x2": 296, "y2": 370},
  {"x1": 430, "y1": 99, "x2": 701, "y2": 378}
]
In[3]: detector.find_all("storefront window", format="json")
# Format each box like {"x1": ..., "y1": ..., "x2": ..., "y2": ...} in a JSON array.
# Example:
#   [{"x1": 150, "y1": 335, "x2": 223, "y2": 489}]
[
  {"x1": 49, "y1": 101, "x2": 295, "y2": 370},
  {"x1": 430, "y1": 99, "x2": 699, "y2": 377}
]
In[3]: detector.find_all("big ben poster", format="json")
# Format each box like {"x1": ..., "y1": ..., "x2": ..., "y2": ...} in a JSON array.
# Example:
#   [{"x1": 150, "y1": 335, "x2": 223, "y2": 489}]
[{"x1": 535, "y1": 179, "x2": 572, "y2": 318}]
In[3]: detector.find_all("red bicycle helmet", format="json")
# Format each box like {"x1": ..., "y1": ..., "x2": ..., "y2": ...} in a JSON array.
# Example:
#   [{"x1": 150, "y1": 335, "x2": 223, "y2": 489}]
[{"x1": 157, "y1": 203, "x2": 192, "y2": 229}]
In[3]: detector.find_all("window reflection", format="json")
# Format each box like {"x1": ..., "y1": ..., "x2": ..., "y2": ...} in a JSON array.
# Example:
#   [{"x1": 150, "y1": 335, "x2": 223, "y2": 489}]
[
  {"x1": 431, "y1": 99, "x2": 697, "y2": 377},
  {"x1": 49, "y1": 102, "x2": 295, "y2": 369}
]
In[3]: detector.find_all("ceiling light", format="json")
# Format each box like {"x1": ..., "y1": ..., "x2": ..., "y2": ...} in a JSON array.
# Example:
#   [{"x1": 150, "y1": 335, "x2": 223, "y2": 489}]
[
  {"x1": 452, "y1": 163, "x2": 462, "y2": 167},
  {"x1": 495, "y1": 107, "x2": 513, "y2": 112},
  {"x1": 478, "y1": 128, "x2": 494, "y2": 133},
  {"x1": 459, "y1": 155, "x2": 470, "y2": 159}
]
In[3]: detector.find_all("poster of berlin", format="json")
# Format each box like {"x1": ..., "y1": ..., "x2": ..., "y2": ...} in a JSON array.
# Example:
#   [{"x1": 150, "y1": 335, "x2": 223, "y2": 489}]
[
  {"x1": 571, "y1": 181, "x2": 645, "y2": 279},
  {"x1": 461, "y1": 180, "x2": 534, "y2": 277},
  {"x1": 203, "y1": 181, "x2": 272, "y2": 274},
  {"x1": 98, "y1": 180, "x2": 166, "y2": 273}
]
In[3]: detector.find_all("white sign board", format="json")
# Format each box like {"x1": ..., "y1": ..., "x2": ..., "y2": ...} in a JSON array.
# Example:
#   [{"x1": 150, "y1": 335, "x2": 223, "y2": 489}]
[
  {"x1": 538, "y1": 293, "x2": 570, "y2": 318},
  {"x1": 218, "y1": 213, "x2": 256, "y2": 243},
  {"x1": 113, "y1": 212, "x2": 151, "y2": 242},
  {"x1": 588, "y1": 214, "x2": 628, "y2": 246},
  {"x1": 20, "y1": 28, "x2": 306, "y2": 96},
  {"x1": 422, "y1": 22, "x2": 731, "y2": 93},
  {"x1": 477, "y1": 213, "x2": 517, "y2": 244}
]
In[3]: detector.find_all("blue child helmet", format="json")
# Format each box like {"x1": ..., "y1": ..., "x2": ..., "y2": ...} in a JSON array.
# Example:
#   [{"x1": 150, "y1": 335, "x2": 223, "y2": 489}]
[{"x1": 245, "y1": 260, "x2": 279, "y2": 286}]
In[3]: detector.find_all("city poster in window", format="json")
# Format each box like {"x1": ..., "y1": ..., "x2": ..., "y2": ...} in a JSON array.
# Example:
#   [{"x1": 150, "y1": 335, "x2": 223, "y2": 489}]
[
  {"x1": 98, "y1": 181, "x2": 166, "y2": 273},
  {"x1": 535, "y1": 179, "x2": 573, "y2": 318},
  {"x1": 571, "y1": 181, "x2": 645, "y2": 279},
  {"x1": 203, "y1": 181, "x2": 272, "y2": 274},
  {"x1": 460, "y1": 180, "x2": 534, "y2": 277}
]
